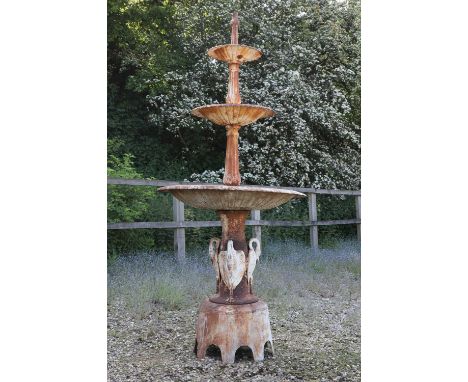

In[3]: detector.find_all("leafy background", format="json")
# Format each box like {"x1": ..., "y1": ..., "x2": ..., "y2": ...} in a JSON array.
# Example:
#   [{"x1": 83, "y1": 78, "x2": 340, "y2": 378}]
[{"x1": 107, "y1": 0, "x2": 361, "y2": 254}]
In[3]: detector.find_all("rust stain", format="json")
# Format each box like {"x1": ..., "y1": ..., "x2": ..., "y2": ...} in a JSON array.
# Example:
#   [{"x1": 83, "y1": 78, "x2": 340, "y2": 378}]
[
  {"x1": 209, "y1": 238, "x2": 221, "y2": 292},
  {"x1": 159, "y1": 11, "x2": 298, "y2": 364},
  {"x1": 218, "y1": 240, "x2": 246, "y2": 301},
  {"x1": 208, "y1": 44, "x2": 262, "y2": 63},
  {"x1": 223, "y1": 125, "x2": 241, "y2": 185},
  {"x1": 226, "y1": 63, "x2": 241, "y2": 104},
  {"x1": 191, "y1": 104, "x2": 274, "y2": 126},
  {"x1": 230, "y1": 11, "x2": 239, "y2": 45},
  {"x1": 158, "y1": 184, "x2": 305, "y2": 210},
  {"x1": 209, "y1": 210, "x2": 257, "y2": 305},
  {"x1": 195, "y1": 299, "x2": 274, "y2": 364}
]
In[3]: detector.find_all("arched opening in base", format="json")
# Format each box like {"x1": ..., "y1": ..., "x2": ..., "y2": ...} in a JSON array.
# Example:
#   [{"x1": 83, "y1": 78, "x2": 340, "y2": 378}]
[
  {"x1": 205, "y1": 344, "x2": 222, "y2": 360},
  {"x1": 235, "y1": 346, "x2": 254, "y2": 362},
  {"x1": 264, "y1": 341, "x2": 274, "y2": 357}
]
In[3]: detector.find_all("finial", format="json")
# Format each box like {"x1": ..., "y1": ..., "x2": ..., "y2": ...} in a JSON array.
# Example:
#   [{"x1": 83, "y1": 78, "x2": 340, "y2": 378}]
[{"x1": 230, "y1": 12, "x2": 239, "y2": 45}]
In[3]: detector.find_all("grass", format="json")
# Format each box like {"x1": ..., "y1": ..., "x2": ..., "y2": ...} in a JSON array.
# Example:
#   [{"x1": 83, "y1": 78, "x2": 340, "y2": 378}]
[
  {"x1": 108, "y1": 239, "x2": 361, "y2": 381},
  {"x1": 107, "y1": 239, "x2": 360, "y2": 318}
]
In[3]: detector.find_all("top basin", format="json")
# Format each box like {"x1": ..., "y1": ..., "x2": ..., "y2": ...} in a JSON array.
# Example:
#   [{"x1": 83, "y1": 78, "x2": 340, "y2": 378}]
[
  {"x1": 208, "y1": 44, "x2": 262, "y2": 63},
  {"x1": 158, "y1": 184, "x2": 306, "y2": 210}
]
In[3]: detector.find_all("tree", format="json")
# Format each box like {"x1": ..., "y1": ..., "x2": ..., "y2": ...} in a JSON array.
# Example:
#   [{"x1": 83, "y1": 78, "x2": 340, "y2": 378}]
[
  {"x1": 107, "y1": 0, "x2": 361, "y2": 252},
  {"x1": 107, "y1": 0, "x2": 191, "y2": 179},
  {"x1": 149, "y1": 0, "x2": 361, "y2": 189}
]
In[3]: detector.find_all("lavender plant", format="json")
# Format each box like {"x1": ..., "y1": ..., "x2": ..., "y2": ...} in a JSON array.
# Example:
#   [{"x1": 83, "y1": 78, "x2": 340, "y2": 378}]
[{"x1": 107, "y1": 239, "x2": 360, "y2": 317}]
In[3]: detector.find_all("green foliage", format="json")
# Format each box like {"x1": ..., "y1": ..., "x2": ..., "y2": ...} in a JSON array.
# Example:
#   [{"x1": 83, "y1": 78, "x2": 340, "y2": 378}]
[
  {"x1": 108, "y1": 0, "x2": 193, "y2": 179},
  {"x1": 317, "y1": 195, "x2": 357, "y2": 247},
  {"x1": 261, "y1": 194, "x2": 357, "y2": 246},
  {"x1": 150, "y1": 279, "x2": 186, "y2": 310},
  {"x1": 107, "y1": 0, "x2": 361, "y2": 253},
  {"x1": 184, "y1": 207, "x2": 222, "y2": 249},
  {"x1": 107, "y1": 157, "x2": 153, "y2": 223},
  {"x1": 152, "y1": 0, "x2": 361, "y2": 189},
  {"x1": 107, "y1": 141, "x2": 155, "y2": 253}
]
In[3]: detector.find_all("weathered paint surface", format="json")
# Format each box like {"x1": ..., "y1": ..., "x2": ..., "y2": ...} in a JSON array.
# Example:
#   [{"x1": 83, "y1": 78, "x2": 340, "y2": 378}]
[
  {"x1": 211, "y1": 236, "x2": 261, "y2": 300},
  {"x1": 223, "y1": 125, "x2": 241, "y2": 185},
  {"x1": 225, "y1": 13, "x2": 242, "y2": 104},
  {"x1": 208, "y1": 238, "x2": 221, "y2": 291},
  {"x1": 207, "y1": 44, "x2": 262, "y2": 63},
  {"x1": 159, "y1": 11, "x2": 299, "y2": 364},
  {"x1": 195, "y1": 298, "x2": 274, "y2": 364},
  {"x1": 159, "y1": 184, "x2": 305, "y2": 210},
  {"x1": 191, "y1": 104, "x2": 274, "y2": 127},
  {"x1": 247, "y1": 238, "x2": 261, "y2": 292},
  {"x1": 218, "y1": 240, "x2": 246, "y2": 301},
  {"x1": 209, "y1": 210, "x2": 258, "y2": 305}
]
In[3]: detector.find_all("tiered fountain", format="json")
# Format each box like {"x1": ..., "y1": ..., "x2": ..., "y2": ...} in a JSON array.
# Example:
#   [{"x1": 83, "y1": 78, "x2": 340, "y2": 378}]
[{"x1": 159, "y1": 12, "x2": 305, "y2": 364}]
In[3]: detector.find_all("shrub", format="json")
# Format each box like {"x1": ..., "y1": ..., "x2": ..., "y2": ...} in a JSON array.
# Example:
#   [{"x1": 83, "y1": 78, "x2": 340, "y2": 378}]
[{"x1": 107, "y1": 141, "x2": 156, "y2": 255}]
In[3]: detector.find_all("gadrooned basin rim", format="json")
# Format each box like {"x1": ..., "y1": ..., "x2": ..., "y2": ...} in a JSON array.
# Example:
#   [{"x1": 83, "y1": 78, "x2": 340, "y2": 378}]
[
  {"x1": 191, "y1": 104, "x2": 275, "y2": 126},
  {"x1": 207, "y1": 44, "x2": 262, "y2": 63},
  {"x1": 158, "y1": 184, "x2": 306, "y2": 210}
]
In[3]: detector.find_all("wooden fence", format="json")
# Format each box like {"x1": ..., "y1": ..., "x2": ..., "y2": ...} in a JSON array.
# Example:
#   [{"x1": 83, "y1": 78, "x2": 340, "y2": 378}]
[{"x1": 107, "y1": 178, "x2": 361, "y2": 261}]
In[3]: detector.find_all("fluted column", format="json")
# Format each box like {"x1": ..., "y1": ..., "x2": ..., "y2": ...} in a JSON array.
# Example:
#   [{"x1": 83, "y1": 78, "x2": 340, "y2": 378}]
[
  {"x1": 223, "y1": 12, "x2": 242, "y2": 186},
  {"x1": 223, "y1": 125, "x2": 241, "y2": 185},
  {"x1": 226, "y1": 63, "x2": 241, "y2": 104}
]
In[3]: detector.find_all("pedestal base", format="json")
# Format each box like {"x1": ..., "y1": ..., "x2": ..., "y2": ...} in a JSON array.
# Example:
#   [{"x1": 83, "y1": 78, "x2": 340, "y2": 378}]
[
  {"x1": 195, "y1": 298, "x2": 274, "y2": 364},
  {"x1": 209, "y1": 293, "x2": 258, "y2": 305}
]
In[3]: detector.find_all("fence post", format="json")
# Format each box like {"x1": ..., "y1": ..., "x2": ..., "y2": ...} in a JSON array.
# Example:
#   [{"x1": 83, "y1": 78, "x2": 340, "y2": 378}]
[
  {"x1": 355, "y1": 195, "x2": 361, "y2": 241},
  {"x1": 251, "y1": 209, "x2": 261, "y2": 243},
  {"x1": 308, "y1": 193, "x2": 319, "y2": 255},
  {"x1": 173, "y1": 196, "x2": 186, "y2": 263}
]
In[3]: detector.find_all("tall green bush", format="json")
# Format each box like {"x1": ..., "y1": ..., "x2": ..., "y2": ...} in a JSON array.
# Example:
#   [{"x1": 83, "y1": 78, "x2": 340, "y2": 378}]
[
  {"x1": 107, "y1": 141, "x2": 155, "y2": 254},
  {"x1": 107, "y1": 0, "x2": 361, "y2": 254}
]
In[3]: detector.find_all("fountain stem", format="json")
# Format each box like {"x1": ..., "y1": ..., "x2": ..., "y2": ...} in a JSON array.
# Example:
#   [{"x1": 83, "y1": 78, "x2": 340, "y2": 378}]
[
  {"x1": 223, "y1": 12, "x2": 242, "y2": 185},
  {"x1": 226, "y1": 62, "x2": 241, "y2": 104},
  {"x1": 223, "y1": 125, "x2": 241, "y2": 185},
  {"x1": 226, "y1": 12, "x2": 241, "y2": 105},
  {"x1": 230, "y1": 12, "x2": 239, "y2": 44}
]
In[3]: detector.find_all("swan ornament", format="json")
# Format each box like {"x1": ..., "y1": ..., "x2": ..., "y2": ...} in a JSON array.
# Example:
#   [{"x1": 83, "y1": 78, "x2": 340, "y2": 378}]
[
  {"x1": 208, "y1": 238, "x2": 221, "y2": 286},
  {"x1": 247, "y1": 238, "x2": 261, "y2": 292},
  {"x1": 218, "y1": 240, "x2": 246, "y2": 301}
]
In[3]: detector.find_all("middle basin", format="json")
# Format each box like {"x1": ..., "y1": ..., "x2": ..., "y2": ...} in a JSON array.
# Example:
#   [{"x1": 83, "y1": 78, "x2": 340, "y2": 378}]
[
  {"x1": 192, "y1": 104, "x2": 274, "y2": 126},
  {"x1": 158, "y1": 184, "x2": 306, "y2": 210}
]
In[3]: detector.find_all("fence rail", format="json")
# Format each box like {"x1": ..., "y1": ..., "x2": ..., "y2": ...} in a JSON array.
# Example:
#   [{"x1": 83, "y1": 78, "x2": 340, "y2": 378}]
[{"x1": 107, "y1": 178, "x2": 361, "y2": 261}]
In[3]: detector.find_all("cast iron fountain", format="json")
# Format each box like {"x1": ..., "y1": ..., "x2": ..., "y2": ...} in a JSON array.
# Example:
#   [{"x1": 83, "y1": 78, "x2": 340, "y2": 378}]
[{"x1": 159, "y1": 12, "x2": 306, "y2": 363}]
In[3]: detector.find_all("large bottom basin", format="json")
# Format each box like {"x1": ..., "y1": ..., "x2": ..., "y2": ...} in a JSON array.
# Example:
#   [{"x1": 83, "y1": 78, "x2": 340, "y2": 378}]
[{"x1": 158, "y1": 184, "x2": 305, "y2": 210}]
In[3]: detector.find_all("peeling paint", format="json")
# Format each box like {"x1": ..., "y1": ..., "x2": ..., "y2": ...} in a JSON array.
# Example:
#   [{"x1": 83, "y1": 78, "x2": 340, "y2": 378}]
[
  {"x1": 159, "y1": 184, "x2": 305, "y2": 210},
  {"x1": 247, "y1": 238, "x2": 261, "y2": 292},
  {"x1": 158, "y1": 11, "x2": 305, "y2": 364},
  {"x1": 195, "y1": 299, "x2": 274, "y2": 364},
  {"x1": 218, "y1": 240, "x2": 246, "y2": 301}
]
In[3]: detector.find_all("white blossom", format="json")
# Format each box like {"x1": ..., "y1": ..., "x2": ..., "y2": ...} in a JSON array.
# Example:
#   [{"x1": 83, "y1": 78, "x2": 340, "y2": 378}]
[{"x1": 149, "y1": 0, "x2": 361, "y2": 189}]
